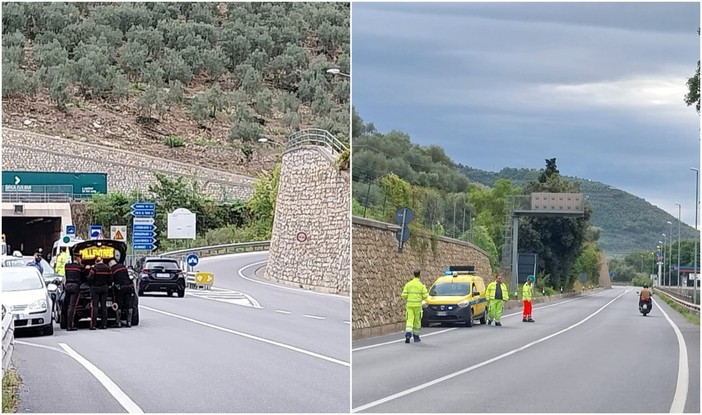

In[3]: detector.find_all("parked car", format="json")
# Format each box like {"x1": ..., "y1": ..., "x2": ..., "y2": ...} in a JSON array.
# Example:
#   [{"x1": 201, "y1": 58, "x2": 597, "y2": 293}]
[
  {"x1": 135, "y1": 256, "x2": 186, "y2": 297},
  {"x1": 56, "y1": 239, "x2": 139, "y2": 329},
  {"x1": 422, "y1": 265, "x2": 488, "y2": 327},
  {"x1": 2, "y1": 267, "x2": 56, "y2": 336},
  {"x1": 3, "y1": 253, "x2": 62, "y2": 320}
]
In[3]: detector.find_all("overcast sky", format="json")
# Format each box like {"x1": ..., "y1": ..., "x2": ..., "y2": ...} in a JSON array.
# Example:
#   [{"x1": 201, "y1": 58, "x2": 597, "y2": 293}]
[{"x1": 352, "y1": 2, "x2": 701, "y2": 227}]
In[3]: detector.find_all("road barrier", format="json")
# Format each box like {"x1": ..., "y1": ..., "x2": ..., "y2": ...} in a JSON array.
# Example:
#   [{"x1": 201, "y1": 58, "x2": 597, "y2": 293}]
[
  {"x1": 654, "y1": 287, "x2": 700, "y2": 313},
  {"x1": 2, "y1": 304, "x2": 14, "y2": 377},
  {"x1": 186, "y1": 272, "x2": 215, "y2": 290}
]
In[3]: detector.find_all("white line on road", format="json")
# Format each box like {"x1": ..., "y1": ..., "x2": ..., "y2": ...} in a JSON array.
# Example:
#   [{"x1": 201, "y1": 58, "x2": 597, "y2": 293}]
[
  {"x1": 141, "y1": 305, "x2": 350, "y2": 367},
  {"x1": 237, "y1": 260, "x2": 350, "y2": 300},
  {"x1": 275, "y1": 309, "x2": 292, "y2": 314},
  {"x1": 352, "y1": 296, "x2": 586, "y2": 352},
  {"x1": 15, "y1": 340, "x2": 69, "y2": 355},
  {"x1": 353, "y1": 290, "x2": 630, "y2": 412},
  {"x1": 58, "y1": 343, "x2": 144, "y2": 414},
  {"x1": 654, "y1": 300, "x2": 689, "y2": 413},
  {"x1": 303, "y1": 314, "x2": 326, "y2": 320}
]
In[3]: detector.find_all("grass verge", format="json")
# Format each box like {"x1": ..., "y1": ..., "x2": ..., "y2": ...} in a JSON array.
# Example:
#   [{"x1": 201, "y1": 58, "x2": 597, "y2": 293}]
[
  {"x1": 2, "y1": 368, "x2": 21, "y2": 413},
  {"x1": 654, "y1": 290, "x2": 700, "y2": 326}
]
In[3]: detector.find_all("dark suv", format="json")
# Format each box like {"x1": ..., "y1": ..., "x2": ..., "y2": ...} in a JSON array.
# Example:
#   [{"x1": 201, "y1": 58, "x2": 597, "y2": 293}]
[
  {"x1": 136, "y1": 257, "x2": 186, "y2": 297},
  {"x1": 57, "y1": 239, "x2": 139, "y2": 328}
]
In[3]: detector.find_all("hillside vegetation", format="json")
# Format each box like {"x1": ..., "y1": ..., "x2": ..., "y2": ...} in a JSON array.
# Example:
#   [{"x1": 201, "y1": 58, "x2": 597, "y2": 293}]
[{"x1": 2, "y1": 2, "x2": 350, "y2": 176}]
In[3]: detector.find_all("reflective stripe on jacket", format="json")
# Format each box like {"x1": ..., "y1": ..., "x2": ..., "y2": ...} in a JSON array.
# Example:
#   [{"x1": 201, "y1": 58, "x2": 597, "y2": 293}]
[
  {"x1": 486, "y1": 281, "x2": 509, "y2": 301},
  {"x1": 522, "y1": 283, "x2": 533, "y2": 301},
  {"x1": 402, "y1": 277, "x2": 428, "y2": 308}
]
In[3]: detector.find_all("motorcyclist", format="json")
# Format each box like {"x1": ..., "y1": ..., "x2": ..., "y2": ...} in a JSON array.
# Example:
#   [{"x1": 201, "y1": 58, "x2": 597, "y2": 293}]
[
  {"x1": 639, "y1": 284, "x2": 653, "y2": 311},
  {"x1": 109, "y1": 259, "x2": 134, "y2": 328},
  {"x1": 88, "y1": 256, "x2": 113, "y2": 330}
]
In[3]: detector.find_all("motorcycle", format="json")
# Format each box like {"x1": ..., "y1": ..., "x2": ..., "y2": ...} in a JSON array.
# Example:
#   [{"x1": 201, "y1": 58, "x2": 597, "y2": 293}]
[{"x1": 637, "y1": 295, "x2": 652, "y2": 316}]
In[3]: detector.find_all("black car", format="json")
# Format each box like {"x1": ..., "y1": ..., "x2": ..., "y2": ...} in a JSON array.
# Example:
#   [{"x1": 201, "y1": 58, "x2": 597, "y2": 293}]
[
  {"x1": 136, "y1": 256, "x2": 186, "y2": 297},
  {"x1": 57, "y1": 239, "x2": 139, "y2": 328}
]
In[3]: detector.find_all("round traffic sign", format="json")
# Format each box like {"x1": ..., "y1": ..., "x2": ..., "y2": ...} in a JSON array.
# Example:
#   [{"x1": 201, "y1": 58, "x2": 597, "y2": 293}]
[
  {"x1": 296, "y1": 232, "x2": 307, "y2": 243},
  {"x1": 62, "y1": 236, "x2": 70, "y2": 243},
  {"x1": 186, "y1": 253, "x2": 199, "y2": 267}
]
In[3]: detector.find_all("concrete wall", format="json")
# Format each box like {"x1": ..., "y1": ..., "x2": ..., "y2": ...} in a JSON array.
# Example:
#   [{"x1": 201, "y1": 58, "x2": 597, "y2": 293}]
[
  {"x1": 265, "y1": 146, "x2": 350, "y2": 296},
  {"x1": 2, "y1": 129, "x2": 254, "y2": 200},
  {"x1": 352, "y1": 217, "x2": 492, "y2": 340}
]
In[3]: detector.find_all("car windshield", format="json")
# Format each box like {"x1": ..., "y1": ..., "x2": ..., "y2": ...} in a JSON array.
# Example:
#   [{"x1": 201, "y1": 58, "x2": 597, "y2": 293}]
[
  {"x1": 430, "y1": 282, "x2": 470, "y2": 296},
  {"x1": 146, "y1": 261, "x2": 179, "y2": 270},
  {"x1": 3, "y1": 269, "x2": 44, "y2": 291}
]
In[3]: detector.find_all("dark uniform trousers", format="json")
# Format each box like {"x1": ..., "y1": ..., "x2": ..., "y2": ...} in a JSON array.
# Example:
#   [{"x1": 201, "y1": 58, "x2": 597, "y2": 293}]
[
  {"x1": 118, "y1": 284, "x2": 135, "y2": 315},
  {"x1": 90, "y1": 285, "x2": 109, "y2": 329},
  {"x1": 64, "y1": 283, "x2": 80, "y2": 329}
]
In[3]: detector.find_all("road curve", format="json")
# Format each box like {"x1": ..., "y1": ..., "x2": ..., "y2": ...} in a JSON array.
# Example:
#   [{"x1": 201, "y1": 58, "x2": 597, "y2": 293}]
[
  {"x1": 352, "y1": 287, "x2": 699, "y2": 413},
  {"x1": 12, "y1": 251, "x2": 350, "y2": 413}
]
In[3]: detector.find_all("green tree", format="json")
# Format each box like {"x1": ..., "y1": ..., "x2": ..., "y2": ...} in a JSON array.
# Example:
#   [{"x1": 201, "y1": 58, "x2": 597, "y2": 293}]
[
  {"x1": 118, "y1": 41, "x2": 149, "y2": 81},
  {"x1": 229, "y1": 103, "x2": 263, "y2": 142},
  {"x1": 247, "y1": 163, "x2": 281, "y2": 233}
]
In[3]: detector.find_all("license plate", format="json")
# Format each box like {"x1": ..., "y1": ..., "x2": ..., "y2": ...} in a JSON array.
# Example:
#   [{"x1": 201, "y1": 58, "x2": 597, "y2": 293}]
[
  {"x1": 156, "y1": 273, "x2": 171, "y2": 278},
  {"x1": 106, "y1": 301, "x2": 112, "y2": 307},
  {"x1": 437, "y1": 311, "x2": 447, "y2": 316}
]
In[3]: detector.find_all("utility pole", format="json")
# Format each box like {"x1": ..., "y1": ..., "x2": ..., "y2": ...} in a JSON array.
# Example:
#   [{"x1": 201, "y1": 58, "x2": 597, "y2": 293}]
[
  {"x1": 676, "y1": 203, "x2": 682, "y2": 288},
  {"x1": 692, "y1": 167, "x2": 699, "y2": 305}
]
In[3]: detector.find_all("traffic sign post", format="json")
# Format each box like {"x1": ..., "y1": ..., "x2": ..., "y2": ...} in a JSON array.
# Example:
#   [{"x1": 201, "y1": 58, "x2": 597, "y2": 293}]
[
  {"x1": 395, "y1": 207, "x2": 414, "y2": 253},
  {"x1": 186, "y1": 253, "x2": 199, "y2": 269},
  {"x1": 132, "y1": 202, "x2": 156, "y2": 252},
  {"x1": 89, "y1": 225, "x2": 102, "y2": 240},
  {"x1": 66, "y1": 225, "x2": 76, "y2": 236}
]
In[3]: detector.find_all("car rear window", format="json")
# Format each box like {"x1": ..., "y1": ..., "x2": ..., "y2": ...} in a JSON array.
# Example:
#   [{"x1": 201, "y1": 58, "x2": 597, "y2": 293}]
[
  {"x1": 145, "y1": 261, "x2": 180, "y2": 270},
  {"x1": 430, "y1": 282, "x2": 470, "y2": 296}
]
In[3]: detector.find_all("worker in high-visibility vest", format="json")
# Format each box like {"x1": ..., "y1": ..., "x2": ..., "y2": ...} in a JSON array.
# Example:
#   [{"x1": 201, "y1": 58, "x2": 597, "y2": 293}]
[
  {"x1": 522, "y1": 275, "x2": 535, "y2": 323},
  {"x1": 55, "y1": 247, "x2": 70, "y2": 278},
  {"x1": 486, "y1": 274, "x2": 509, "y2": 326},
  {"x1": 401, "y1": 270, "x2": 429, "y2": 343}
]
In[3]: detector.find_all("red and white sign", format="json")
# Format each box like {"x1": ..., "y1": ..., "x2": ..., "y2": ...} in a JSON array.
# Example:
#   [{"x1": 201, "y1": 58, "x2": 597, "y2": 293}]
[{"x1": 296, "y1": 232, "x2": 307, "y2": 243}]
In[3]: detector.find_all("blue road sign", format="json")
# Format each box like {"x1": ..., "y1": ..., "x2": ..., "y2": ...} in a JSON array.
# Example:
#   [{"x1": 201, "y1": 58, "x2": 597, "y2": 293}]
[
  {"x1": 133, "y1": 238, "x2": 156, "y2": 245},
  {"x1": 132, "y1": 202, "x2": 155, "y2": 211},
  {"x1": 66, "y1": 225, "x2": 76, "y2": 235},
  {"x1": 133, "y1": 224, "x2": 157, "y2": 231},
  {"x1": 133, "y1": 244, "x2": 155, "y2": 251},
  {"x1": 89, "y1": 225, "x2": 102, "y2": 239},
  {"x1": 132, "y1": 231, "x2": 155, "y2": 238},
  {"x1": 186, "y1": 254, "x2": 199, "y2": 267},
  {"x1": 132, "y1": 209, "x2": 155, "y2": 217}
]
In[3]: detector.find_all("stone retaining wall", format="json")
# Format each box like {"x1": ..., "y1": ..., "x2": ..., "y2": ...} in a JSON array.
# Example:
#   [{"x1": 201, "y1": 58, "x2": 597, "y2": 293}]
[
  {"x1": 352, "y1": 217, "x2": 492, "y2": 339},
  {"x1": 2, "y1": 128, "x2": 254, "y2": 200},
  {"x1": 265, "y1": 145, "x2": 350, "y2": 296}
]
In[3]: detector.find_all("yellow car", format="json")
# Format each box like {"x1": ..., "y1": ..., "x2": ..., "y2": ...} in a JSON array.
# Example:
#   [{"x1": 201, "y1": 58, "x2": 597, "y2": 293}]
[{"x1": 421, "y1": 266, "x2": 488, "y2": 327}]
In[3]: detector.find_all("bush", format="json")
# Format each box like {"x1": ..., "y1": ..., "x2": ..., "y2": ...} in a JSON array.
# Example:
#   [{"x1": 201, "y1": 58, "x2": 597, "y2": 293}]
[{"x1": 164, "y1": 135, "x2": 184, "y2": 148}]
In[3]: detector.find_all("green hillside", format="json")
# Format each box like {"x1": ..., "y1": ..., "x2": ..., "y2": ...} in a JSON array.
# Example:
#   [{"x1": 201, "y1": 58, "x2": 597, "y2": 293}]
[{"x1": 460, "y1": 166, "x2": 698, "y2": 256}]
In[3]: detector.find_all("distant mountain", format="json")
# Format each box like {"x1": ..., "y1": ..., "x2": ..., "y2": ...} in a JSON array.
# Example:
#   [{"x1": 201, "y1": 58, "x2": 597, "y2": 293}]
[{"x1": 459, "y1": 166, "x2": 698, "y2": 256}]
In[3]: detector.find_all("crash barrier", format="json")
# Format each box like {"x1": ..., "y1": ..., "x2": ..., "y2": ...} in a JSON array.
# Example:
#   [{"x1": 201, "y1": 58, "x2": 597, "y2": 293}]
[
  {"x1": 125, "y1": 241, "x2": 270, "y2": 268},
  {"x1": 186, "y1": 272, "x2": 214, "y2": 290},
  {"x1": 654, "y1": 287, "x2": 700, "y2": 313},
  {"x1": 2, "y1": 304, "x2": 14, "y2": 377}
]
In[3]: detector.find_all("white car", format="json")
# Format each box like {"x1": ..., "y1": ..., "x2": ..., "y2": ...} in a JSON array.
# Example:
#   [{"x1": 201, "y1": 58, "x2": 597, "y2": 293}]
[{"x1": 2, "y1": 267, "x2": 56, "y2": 336}]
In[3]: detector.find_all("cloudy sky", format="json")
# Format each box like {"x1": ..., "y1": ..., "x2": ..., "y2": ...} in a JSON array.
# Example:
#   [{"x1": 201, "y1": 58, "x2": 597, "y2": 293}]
[{"x1": 352, "y1": 2, "x2": 701, "y2": 227}]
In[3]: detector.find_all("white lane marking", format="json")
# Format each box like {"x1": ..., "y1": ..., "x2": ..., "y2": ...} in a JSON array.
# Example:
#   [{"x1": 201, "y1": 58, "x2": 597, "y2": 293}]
[
  {"x1": 353, "y1": 296, "x2": 586, "y2": 352},
  {"x1": 353, "y1": 328, "x2": 459, "y2": 352},
  {"x1": 655, "y1": 300, "x2": 689, "y2": 413},
  {"x1": 188, "y1": 287, "x2": 262, "y2": 309},
  {"x1": 344, "y1": 321, "x2": 351, "y2": 325},
  {"x1": 275, "y1": 310, "x2": 292, "y2": 314},
  {"x1": 15, "y1": 340, "x2": 70, "y2": 355},
  {"x1": 141, "y1": 305, "x2": 349, "y2": 367},
  {"x1": 237, "y1": 260, "x2": 350, "y2": 300},
  {"x1": 303, "y1": 314, "x2": 326, "y2": 320},
  {"x1": 353, "y1": 290, "x2": 629, "y2": 412},
  {"x1": 58, "y1": 343, "x2": 144, "y2": 414}
]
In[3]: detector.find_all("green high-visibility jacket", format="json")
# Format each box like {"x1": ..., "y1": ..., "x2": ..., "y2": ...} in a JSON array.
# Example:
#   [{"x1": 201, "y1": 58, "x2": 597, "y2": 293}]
[
  {"x1": 55, "y1": 252, "x2": 70, "y2": 277},
  {"x1": 401, "y1": 277, "x2": 428, "y2": 309},
  {"x1": 522, "y1": 283, "x2": 533, "y2": 301},
  {"x1": 486, "y1": 281, "x2": 509, "y2": 301}
]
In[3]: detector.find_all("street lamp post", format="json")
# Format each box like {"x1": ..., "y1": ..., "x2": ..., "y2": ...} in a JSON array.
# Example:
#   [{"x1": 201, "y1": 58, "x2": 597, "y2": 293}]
[
  {"x1": 667, "y1": 221, "x2": 673, "y2": 286},
  {"x1": 692, "y1": 167, "x2": 699, "y2": 304},
  {"x1": 640, "y1": 254, "x2": 643, "y2": 274},
  {"x1": 326, "y1": 68, "x2": 350, "y2": 78},
  {"x1": 675, "y1": 203, "x2": 682, "y2": 288}
]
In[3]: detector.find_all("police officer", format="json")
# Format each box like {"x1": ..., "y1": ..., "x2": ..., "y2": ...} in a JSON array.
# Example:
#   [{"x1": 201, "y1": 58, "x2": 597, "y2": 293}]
[
  {"x1": 88, "y1": 256, "x2": 112, "y2": 330},
  {"x1": 109, "y1": 259, "x2": 134, "y2": 328},
  {"x1": 63, "y1": 253, "x2": 85, "y2": 331}
]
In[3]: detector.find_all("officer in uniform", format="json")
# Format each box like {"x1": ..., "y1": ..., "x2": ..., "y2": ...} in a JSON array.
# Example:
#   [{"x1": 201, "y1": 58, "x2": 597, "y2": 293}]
[
  {"x1": 63, "y1": 253, "x2": 85, "y2": 331},
  {"x1": 109, "y1": 259, "x2": 134, "y2": 328},
  {"x1": 88, "y1": 256, "x2": 113, "y2": 330}
]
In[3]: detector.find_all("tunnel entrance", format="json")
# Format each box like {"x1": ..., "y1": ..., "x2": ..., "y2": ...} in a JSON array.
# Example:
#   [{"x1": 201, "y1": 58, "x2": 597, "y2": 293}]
[{"x1": 2, "y1": 216, "x2": 62, "y2": 257}]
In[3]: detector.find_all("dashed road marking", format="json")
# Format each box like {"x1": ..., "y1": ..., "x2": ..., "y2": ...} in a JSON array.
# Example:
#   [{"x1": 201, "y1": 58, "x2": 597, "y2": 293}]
[
  {"x1": 275, "y1": 309, "x2": 292, "y2": 314},
  {"x1": 187, "y1": 287, "x2": 261, "y2": 308},
  {"x1": 303, "y1": 314, "x2": 326, "y2": 320}
]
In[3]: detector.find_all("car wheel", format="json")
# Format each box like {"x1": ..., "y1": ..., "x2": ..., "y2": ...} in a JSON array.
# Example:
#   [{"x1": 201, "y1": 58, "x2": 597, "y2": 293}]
[
  {"x1": 421, "y1": 318, "x2": 429, "y2": 328},
  {"x1": 43, "y1": 322, "x2": 54, "y2": 336},
  {"x1": 479, "y1": 308, "x2": 487, "y2": 325},
  {"x1": 177, "y1": 288, "x2": 185, "y2": 298},
  {"x1": 465, "y1": 307, "x2": 473, "y2": 327}
]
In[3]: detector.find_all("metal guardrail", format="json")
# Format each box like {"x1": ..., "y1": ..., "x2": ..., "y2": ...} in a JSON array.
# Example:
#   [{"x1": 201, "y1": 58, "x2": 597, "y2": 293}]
[
  {"x1": 126, "y1": 241, "x2": 270, "y2": 268},
  {"x1": 654, "y1": 287, "x2": 700, "y2": 313},
  {"x1": 2, "y1": 304, "x2": 14, "y2": 377},
  {"x1": 288, "y1": 128, "x2": 347, "y2": 155}
]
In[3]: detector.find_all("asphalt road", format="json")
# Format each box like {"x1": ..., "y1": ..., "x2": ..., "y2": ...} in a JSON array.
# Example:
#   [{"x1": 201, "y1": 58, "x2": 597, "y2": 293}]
[
  {"x1": 12, "y1": 251, "x2": 350, "y2": 413},
  {"x1": 352, "y1": 287, "x2": 700, "y2": 413}
]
